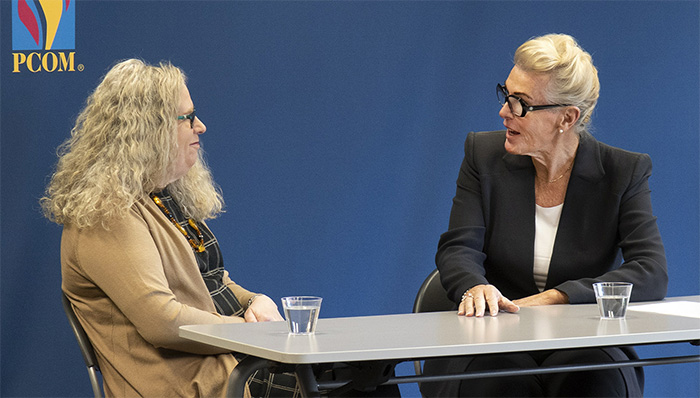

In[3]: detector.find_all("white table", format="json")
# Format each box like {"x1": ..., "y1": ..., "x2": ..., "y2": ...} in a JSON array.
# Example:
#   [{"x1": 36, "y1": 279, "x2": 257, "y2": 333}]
[{"x1": 180, "y1": 296, "x2": 700, "y2": 397}]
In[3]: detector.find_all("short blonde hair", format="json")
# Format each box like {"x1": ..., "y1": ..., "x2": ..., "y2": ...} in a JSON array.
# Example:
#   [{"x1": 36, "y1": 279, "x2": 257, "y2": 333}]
[
  {"x1": 514, "y1": 34, "x2": 600, "y2": 132},
  {"x1": 41, "y1": 59, "x2": 223, "y2": 228}
]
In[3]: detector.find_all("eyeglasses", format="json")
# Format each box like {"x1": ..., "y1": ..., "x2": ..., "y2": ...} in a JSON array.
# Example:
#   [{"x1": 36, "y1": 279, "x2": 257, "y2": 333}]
[
  {"x1": 177, "y1": 109, "x2": 196, "y2": 128},
  {"x1": 497, "y1": 83, "x2": 570, "y2": 117}
]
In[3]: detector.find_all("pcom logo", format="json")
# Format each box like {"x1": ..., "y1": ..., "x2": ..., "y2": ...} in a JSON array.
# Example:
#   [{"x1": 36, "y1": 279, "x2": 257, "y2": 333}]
[{"x1": 11, "y1": 0, "x2": 80, "y2": 73}]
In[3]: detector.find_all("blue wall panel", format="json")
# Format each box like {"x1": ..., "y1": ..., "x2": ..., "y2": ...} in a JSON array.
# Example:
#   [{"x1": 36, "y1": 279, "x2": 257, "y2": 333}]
[{"x1": 1, "y1": 1, "x2": 698, "y2": 396}]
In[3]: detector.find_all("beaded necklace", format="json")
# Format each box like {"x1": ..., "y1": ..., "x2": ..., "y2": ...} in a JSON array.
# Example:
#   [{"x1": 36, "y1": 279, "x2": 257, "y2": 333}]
[{"x1": 150, "y1": 194, "x2": 206, "y2": 252}]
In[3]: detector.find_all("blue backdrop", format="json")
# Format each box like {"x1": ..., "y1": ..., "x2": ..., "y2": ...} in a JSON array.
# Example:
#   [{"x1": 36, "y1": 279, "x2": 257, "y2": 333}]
[{"x1": 1, "y1": 1, "x2": 698, "y2": 397}]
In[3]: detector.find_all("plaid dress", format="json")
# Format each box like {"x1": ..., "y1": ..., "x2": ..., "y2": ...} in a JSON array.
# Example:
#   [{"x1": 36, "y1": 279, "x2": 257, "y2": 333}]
[{"x1": 154, "y1": 189, "x2": 300, "y2": 397}]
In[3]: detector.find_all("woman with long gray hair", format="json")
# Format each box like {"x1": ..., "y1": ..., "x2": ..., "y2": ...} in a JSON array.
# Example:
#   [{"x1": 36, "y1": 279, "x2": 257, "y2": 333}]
[{"x1": 42, "y1": 59, "x2": 297, "y2": 397}]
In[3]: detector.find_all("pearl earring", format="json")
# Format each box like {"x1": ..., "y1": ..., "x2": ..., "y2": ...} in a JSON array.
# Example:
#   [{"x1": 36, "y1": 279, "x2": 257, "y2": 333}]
[{"x1": 559, "y1": 129, "x2": 564, "y2": 134}]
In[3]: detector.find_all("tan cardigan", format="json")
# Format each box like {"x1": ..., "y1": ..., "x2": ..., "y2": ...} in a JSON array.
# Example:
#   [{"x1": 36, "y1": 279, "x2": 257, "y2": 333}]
[{"x1": 61, "y1": 196, "x2": 256, "y2": 397}]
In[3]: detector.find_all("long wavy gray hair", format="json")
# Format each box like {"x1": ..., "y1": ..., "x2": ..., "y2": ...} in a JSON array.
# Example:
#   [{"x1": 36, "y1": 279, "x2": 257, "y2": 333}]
[{"x1": 41, "y1": 59, "x2": 223, "y2": 228}]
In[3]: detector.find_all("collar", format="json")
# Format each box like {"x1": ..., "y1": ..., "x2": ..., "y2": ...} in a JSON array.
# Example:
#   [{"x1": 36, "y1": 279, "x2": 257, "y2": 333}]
[{"x1": 501, "y1": 130, "x2": 604, "y2": 183}]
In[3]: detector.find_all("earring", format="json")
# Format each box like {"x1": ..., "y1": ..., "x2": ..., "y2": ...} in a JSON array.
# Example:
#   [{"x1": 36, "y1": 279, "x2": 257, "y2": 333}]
[{"x1": 559, "y1": 129, "x2": 564, "y2": 134}]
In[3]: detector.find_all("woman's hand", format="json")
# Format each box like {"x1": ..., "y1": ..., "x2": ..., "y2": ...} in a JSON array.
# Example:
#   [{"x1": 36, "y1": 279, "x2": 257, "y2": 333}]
[
  {"x1": 513, "y1": 289, "x2": 569, "y2": 307},
  {"x1": 458, "y1": 284, "x2": 520, "y2": 317},
  {"x1": 244, "y1": 295, "x2": 284, "y2": 323}
]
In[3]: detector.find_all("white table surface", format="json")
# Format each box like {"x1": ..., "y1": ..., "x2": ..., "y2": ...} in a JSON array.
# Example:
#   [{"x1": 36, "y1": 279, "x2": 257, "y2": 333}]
[{"x1": 180, "y1": 296, "x2": 700, "y2": 365}]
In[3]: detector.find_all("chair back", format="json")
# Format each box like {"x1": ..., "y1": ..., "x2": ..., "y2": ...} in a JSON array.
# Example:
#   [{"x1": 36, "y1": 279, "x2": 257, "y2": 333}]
[
  {"x1": 61, "y1": 292, "x2": 104, "y2": 398},
  {"x1": 412, "y1": 269, "x2": 455, "y2": 379},
  {"x1": 412, "y1": 268, "x2": 455, "y2": 314}
]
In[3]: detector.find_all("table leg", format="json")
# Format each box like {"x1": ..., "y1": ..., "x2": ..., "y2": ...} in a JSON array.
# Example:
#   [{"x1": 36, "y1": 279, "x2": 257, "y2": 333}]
[{"x1": 295, "y1": 364, "x2": 321, "y2": 398}]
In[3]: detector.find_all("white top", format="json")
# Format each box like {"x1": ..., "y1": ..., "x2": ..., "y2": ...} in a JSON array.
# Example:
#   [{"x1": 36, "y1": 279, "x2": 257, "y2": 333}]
[{"x1": 533, "y1": 203, "x2": 564, "y2": 292}]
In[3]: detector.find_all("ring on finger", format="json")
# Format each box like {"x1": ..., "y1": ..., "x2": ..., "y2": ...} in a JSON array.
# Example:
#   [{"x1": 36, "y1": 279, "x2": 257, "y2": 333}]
[{"x1": 461, "y1": 290, "x2": 474, "y2": 302}]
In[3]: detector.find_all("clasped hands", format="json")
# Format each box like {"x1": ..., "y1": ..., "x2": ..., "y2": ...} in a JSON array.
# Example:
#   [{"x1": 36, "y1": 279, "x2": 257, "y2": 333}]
[
  {"x1": 244, "y1": 295, "x2": 284, "y2": 323},
  {"x1": 458, "y1": 284, "x2": 569, "y2": 317}
]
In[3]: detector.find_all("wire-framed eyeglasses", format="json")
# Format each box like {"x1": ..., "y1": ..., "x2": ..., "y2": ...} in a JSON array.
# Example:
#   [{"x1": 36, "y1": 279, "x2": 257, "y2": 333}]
[
  {"x1": 177, "y1": 109, "x2": 196, "y2": 128},
  {"x1": 497, "y1": 83, "x2": 570, "y2": 117}
]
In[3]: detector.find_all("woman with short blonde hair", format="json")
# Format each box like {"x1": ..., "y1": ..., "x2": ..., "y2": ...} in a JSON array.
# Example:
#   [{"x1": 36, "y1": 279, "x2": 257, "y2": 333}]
[
  {"x1": 422, "y1": 34, "x2": 666, "y2": 397},
  {"x1": 514, "y1": 33, "x2": 600, "y2": 133}
]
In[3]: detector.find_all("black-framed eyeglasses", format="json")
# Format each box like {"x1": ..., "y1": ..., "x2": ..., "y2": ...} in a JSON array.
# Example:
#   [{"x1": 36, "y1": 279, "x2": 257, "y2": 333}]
[
  {"x1": 497, "y1": 83, "x2": 570, "y2": 117},
  {"x1": 177, "y1": 109, "x2": 196, "y2": 128}
]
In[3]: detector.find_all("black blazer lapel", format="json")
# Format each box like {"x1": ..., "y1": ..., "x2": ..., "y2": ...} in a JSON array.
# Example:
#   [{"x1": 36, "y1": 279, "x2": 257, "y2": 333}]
[
  {"x1": 547, "y1": 132, "x2": 610, "y2": 290},
  {"x1": 486, "y1": 152, "x2": 540, "y2": 297}
]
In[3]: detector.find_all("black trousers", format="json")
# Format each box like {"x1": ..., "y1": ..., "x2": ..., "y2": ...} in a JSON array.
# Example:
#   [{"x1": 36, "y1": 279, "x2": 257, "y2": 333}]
[{"x1": 421, "y1": 347, "x2": 643, "y2": 397}]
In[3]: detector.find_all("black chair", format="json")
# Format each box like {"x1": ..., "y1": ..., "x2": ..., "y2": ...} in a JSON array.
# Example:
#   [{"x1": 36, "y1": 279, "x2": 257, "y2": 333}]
[
  {"x1": 61, "y1": 292, "x2": 103, "y2": 398},
  {"x1": 412, "y1": 268, "x2": 455, "y2": 376},
  {"x1": 413, "y1": 268, "x2": 454, "y2": 314}
]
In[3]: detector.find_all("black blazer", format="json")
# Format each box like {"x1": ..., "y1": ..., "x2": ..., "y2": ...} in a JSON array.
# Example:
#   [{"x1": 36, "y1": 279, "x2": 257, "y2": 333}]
[{"x1": 436, "y1": 130, "x2": 668, "y2": 304}]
